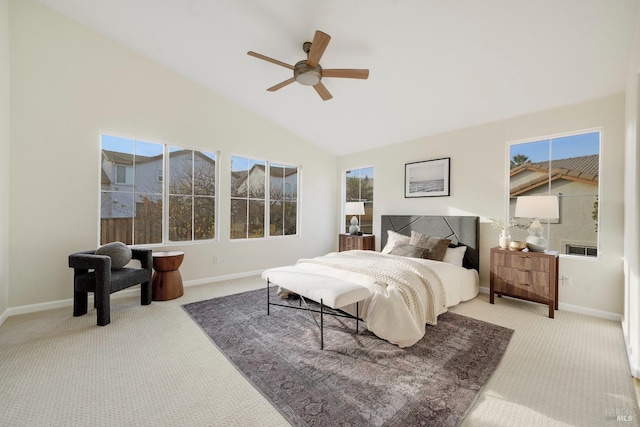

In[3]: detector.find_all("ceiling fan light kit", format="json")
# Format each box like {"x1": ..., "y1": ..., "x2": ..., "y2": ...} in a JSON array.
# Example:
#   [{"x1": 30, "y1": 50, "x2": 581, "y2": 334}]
[
  {"x1": 247, "y1": 30, "x2": 369, "y2": 101},
  {"x1": 294, "y1": 60, "x2": 322, "y2": 86}
]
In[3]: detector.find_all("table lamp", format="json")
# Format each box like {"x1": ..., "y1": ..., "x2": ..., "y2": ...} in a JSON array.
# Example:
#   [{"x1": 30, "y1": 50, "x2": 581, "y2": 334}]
[
  {"x1": 345, "y1": 202, "x2": 365, "y2": 234},
  {"x1": 514, "y1": 195, "x2": 559, "y2": 252}
]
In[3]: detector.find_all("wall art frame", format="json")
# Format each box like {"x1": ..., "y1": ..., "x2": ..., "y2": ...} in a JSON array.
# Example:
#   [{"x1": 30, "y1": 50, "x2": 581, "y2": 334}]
[{"x1": 405, "y1": 157, "x2": 450, "y2": 198}]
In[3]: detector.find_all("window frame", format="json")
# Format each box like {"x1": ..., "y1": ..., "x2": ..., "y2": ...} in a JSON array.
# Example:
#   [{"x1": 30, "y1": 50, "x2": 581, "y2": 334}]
[
  {"x1": 229, "y1": 154, "x2": 300, "y2": 241},
  {"x1": 343, "y1": 165, "x2": 374, "y2": 235},
  {"x1": 99, "y1": 133, "x2": 219, "y2": 246},
  {"x1": 166, "y1": 146, "x2": 218, "y2": 244},
  {"x1": 505, "y1": 128, "x2": 601, "y2": 259}
]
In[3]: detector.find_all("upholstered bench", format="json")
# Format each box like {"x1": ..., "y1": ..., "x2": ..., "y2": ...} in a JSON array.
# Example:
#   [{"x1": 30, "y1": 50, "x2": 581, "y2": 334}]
[{"x1": 263, "y1": 267, "x2": 372, "y2": 349}]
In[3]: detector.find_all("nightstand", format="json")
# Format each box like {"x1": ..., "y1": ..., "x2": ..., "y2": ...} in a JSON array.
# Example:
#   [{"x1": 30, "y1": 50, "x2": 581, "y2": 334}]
[
  {"x1": 339, "y1": 234, "x2": 375, "y2": 252},
  {"x1": 490, "y1": 247, "x2": 559, "y2": 318}
]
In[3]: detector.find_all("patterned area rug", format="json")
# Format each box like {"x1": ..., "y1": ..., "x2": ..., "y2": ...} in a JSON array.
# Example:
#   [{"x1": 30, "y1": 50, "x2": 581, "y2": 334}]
[{"x1": 183, "y1": 288, "x2": 513, "y2": 427}]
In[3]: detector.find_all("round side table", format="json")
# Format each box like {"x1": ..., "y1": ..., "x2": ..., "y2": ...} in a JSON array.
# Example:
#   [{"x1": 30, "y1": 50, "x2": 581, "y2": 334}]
[{"x1": 152, "y1": 251, "x2": 185, "y2": 301}]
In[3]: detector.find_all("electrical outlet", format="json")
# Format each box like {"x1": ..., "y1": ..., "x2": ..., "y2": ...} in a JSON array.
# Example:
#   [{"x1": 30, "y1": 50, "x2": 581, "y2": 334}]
[{"x1": 212, "y1": 256, "x2": 218, "y2": 264}]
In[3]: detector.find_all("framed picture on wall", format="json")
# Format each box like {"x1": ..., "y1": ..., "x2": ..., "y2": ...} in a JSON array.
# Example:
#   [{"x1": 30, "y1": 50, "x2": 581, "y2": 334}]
[{"x1": 405, "y1": 157, "x2": 450, "y2": 198}]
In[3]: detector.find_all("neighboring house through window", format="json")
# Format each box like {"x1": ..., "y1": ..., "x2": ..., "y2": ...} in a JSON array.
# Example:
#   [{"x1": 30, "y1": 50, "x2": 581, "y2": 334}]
[
  {"x1": 230, "y1": 156, "x2": 299, "y2": 239},
  {"x1": 100, "y1": 134, "x2": 217, "y2": 245},
  {"x1": 508, "y1": 130, "x2": 600, "y2": 257},
  {"x1": 345, "y1": 166, "x2": 374, "y2": 234}
]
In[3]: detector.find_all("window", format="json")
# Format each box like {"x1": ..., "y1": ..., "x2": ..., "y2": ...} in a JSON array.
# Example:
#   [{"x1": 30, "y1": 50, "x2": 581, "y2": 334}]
[
  {"x1": 269, "y1": 164, "x2": 298, "y2": 236},
  {"x1": 101, "y1": 135, "x2": 163, "y2": 245},
  {"x1": 508, "y1": 130, "x2": 600, "y2": 257},
  {"x1": 566, "y1": 244, "x2": 597, "y2": 257},
  {"x1": 230, "y1": 156, "x2": 299, "y2": 239},
  {"x1": 345, "y1": 167, "x2": 374, "y2": 234},
  {"x1": 168, "y1": 148, "x2": 217, "y2": 241},
  {"x1": 116, "y1": 165, "x2": 133, "y2": 185},
  {"x1": 100, "y1": 134, "x2": 217, "y2": 245}
]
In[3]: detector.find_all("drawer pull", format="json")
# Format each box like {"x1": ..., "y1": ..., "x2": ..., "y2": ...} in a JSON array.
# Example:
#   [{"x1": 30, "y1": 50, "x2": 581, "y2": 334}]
[{"x1": 507, "y1": 281, "x2": 531, "y2": 287}]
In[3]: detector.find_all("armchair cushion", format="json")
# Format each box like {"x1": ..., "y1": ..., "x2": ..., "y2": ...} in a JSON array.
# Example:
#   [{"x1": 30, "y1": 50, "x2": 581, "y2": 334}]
[{"x1": 95, "y1": 241, "x2": 132, "y2": 269}]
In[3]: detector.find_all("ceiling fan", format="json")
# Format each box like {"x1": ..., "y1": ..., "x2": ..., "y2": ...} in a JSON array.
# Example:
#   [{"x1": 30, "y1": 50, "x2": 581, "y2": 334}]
[{"x1": 247, "y1": 30, "x2": 369, "y2": 101}]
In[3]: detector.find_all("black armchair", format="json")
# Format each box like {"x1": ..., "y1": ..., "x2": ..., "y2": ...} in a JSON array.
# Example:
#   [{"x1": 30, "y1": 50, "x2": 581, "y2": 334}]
[{"x1": 69, "y1": 248, "x2": 152, "y2": 326}]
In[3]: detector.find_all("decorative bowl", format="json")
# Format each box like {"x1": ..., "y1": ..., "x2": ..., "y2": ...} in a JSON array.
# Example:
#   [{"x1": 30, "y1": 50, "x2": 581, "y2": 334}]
[{"x1": 509, "y1": 241, "x2": 527, "y2": 251}]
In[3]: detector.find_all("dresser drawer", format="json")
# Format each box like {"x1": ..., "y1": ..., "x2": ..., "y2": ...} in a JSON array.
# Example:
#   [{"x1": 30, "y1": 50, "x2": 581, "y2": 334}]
[
  {"x1": 339, "y1": 234, "x2": 375, "y2": 251},
  {"x1": 495, "y1": 265, "x2": 550, "y2": 288},
  {"x1": 493, "y1": 252, "x2": 550, "y2": 272},
  {"x1": 492, "y1": 274, "x2": 550, "y2": 303}
]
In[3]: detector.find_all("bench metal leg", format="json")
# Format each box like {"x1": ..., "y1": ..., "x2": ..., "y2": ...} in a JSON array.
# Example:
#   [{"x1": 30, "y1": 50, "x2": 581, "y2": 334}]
[
  {"x1": 266, "y1": 279, "x2": 365, "y2": 351},
  {"x1": 320, "y1": 298, "x2": 324, "y2": 350}
]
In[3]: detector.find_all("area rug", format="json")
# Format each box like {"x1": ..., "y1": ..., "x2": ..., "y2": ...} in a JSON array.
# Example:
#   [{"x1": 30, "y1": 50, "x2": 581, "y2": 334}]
[{"x1": 183, "y1": 288, "x2": 513, "y2": 426}]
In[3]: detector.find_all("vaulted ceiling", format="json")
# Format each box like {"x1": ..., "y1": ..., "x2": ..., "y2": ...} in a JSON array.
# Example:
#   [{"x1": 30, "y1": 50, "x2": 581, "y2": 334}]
[{"x1": 36, "y1": 0, "x2": 639, "y2": 156}]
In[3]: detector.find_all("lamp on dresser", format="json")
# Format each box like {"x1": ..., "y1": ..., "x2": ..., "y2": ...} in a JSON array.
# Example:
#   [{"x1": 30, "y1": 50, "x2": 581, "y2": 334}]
[
  {"x1": 514, "y1": 195, "x2": 559, "y2": 252},
  {"x1": 345, "y1": 202, "x2": 365, "y2": 235}
]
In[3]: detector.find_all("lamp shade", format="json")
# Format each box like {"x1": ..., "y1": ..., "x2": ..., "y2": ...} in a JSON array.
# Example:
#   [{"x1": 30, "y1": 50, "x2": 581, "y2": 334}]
[
  {"x1": 515, "y1": 196, "x2": 559, "y2": 219},
  {"x1": 345, "y1": 202, "x2": 365, "y2": 216}
]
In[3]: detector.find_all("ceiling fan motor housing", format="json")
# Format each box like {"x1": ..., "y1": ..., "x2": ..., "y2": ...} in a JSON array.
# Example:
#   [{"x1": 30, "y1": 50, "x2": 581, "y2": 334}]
[{"x1": 294, "y1": 60, "x2": 322, "y2": 86}]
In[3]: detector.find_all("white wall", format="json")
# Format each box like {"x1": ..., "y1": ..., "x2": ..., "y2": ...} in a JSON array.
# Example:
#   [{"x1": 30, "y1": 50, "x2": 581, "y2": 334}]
[
  {"x1": 7, "y1": 0, "x2": 337, "y2": 308},
  {"x1": 622, "y1": 6, "x2": 640, "y2": 378},
  {"x1": 338, "y1": 94, "x2": 626, "y2": 316},
  {"x1": 0, "y1": 0, "x2": 9, "y2": 318}
]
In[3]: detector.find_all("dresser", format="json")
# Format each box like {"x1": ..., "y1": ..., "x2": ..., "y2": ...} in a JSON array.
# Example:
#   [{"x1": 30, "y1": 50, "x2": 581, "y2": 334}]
[
  {"x1": 490, "y1": 247, "x2": 559, "y2": 318},
  {"x1": 339, "y1": 234, "x2": 375, "y2": 252}
]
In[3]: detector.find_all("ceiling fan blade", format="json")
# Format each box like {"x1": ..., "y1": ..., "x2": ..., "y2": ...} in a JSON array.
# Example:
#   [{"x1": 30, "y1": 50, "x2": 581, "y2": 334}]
[
  {"x1": 306, "y1": 31, "x2": 331, "y2": 67},
  {"x1": 313, "y1": 82, "x2": 333, "y2": 101},
  {"x1": 267, "y1": 78, "x2": 296, "y2": 92},
  {"x1": 322, "y1": 69, "x2": 370, "y2": 79},
  {"x1": 247, "y1": 51, "x2": 295, "y2": 70}
]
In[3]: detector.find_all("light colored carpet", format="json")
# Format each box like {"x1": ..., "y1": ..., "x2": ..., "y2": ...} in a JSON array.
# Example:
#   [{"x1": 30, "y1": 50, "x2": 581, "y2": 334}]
[{"x1": 1, "y1": 276, "x2": 638, "y2": 427}]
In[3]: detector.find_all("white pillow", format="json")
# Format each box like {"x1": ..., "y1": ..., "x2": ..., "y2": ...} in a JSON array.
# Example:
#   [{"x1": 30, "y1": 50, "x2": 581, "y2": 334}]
[
  {"x1": 381, "y1": 230, "x2": 410, "y2": 254},
  {"x1": 442, "y1": 246, "x2": 467, "y2": 267}
]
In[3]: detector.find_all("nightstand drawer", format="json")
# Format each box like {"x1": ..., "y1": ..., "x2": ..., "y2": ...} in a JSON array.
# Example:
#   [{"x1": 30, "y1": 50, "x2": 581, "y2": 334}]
[
  {"x1": 493, "y1": 252, "x2": 550, "y2": 272},
  {"x1": 493, "y1": 276, "x2": 550, "y2": 303},
  {"x1": 495, "y1": 266, "x2": 550, "y2": 288},
  {"x1": 339, "y1": 234, "x2": 375, "y2": 251}
]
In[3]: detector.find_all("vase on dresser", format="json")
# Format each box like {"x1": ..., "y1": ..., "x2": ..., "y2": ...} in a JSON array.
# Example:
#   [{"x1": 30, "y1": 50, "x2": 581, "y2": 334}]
[{"x1": 499, "y1": 230, "x2": 511, "y2": 249}]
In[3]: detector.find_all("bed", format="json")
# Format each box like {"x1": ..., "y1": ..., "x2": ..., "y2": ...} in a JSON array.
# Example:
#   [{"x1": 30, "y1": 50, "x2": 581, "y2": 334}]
[{"x1": 262, "y1": 215, "x2": 480, "y2": 348}]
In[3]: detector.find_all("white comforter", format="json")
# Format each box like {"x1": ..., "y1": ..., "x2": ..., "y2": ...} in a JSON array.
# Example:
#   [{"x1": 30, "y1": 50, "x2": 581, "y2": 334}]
[{"x1": 262, "y1": 250, "x2": 479, "y2": 348}]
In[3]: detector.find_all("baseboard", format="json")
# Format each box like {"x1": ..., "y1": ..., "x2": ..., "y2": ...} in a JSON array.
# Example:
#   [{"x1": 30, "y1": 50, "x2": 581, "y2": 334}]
[
  {"x1": 477, "y1": 285, "x2": 622, "y2": 322},
  {"x1": 0, "y1": 307, "x2": 8, "y2": 326},
  {"x1": 0, "y1": 270, "x2": 264, "y2": 326},
  {"x1": 1, "y1": 275, "x2": 622, "y2": 326},
  {"x1": 183, "y1": 269, "x2": 264, "y2": 287},
  {"x1": 623, "y1": 329, "x2": 640, "y2": 378},
  {"x1": 558, "y1": 301, "x2": 623, "y2": 322}
]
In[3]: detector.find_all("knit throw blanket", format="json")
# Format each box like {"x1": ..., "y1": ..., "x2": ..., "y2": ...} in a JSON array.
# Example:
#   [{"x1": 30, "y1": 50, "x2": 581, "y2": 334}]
[{"x1": 297, "y1": 250, "x2": 447, "y2": 329}]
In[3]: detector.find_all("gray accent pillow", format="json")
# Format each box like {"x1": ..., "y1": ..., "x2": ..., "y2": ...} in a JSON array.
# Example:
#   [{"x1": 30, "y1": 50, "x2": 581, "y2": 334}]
[
  {"x1": 409, "y1": 231, "x2": 451, "y2": 261},
  {"x1": 389, "y1": 243, "x2": 428, "y2": 259},
  {"x1": 95, "y1": 241, "x2": 132, "y2": 269}
]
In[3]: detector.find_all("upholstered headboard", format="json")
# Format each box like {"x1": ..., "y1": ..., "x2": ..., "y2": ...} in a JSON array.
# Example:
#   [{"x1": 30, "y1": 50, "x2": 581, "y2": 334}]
[{"x1": 380, "y1": 215, "x2": 480, "y2": 272}]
